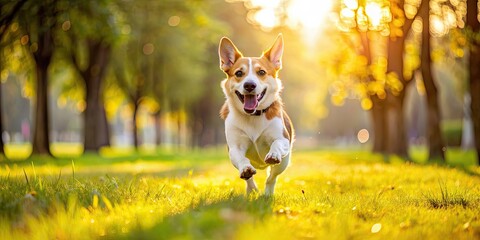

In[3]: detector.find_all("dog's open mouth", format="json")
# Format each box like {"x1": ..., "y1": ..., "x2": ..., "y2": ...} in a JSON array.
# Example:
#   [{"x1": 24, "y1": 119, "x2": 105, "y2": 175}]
[{"x1": 235, "y1": 88, "x2": 267, "y2": 114}]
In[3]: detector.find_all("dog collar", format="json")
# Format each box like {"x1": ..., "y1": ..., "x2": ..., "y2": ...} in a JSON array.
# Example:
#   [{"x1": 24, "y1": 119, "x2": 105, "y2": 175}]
[{"x1": 250, "y1": 106, "x2": 270, "y2": 116}]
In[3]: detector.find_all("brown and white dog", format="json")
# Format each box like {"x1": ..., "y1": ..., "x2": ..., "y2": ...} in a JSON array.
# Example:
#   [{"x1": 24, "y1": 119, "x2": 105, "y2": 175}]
[{"x1": 218, "y1": 34, "x2": 294, "y2": 195}]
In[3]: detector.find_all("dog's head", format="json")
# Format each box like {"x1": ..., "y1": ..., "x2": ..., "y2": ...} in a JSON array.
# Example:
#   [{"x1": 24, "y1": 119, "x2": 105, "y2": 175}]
[{"x1": 218, "y1": 34, "x2": 284, "y2": 115}]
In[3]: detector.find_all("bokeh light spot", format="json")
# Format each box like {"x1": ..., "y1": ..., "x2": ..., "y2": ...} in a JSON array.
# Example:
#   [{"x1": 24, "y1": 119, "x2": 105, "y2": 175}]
[
  {"x1": 371, "y1": 223, "x2": 382, "y2": 233},
  {"x1": 20, "y1": 35, "x2": 29, "y2": 45},
  {"x1": 62, "y1": 20, "x2": 71, "y2": 31},
  {"x1": 143, "y1": 43, "x2": 154, "y2": 55},
  {"x1": 357, "y1": 129, "x2": 369, "y2": 143},
  {"x1": 361, "y1": 98, "x2": 373, "y2": 110},
  {"x1": 168, "y1": 16, "x2": 180, "y2": 27}
]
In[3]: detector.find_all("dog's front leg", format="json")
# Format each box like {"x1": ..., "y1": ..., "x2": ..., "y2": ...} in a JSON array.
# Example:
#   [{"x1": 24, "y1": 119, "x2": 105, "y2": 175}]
[
  {"x1": 228, "y1": 146, "x2": 258, "y2": 194},
  {"x1": 228, "y1": 146, "x2": 256, "y2": 180},
  {"x1": 226, "y1": 128, "x2": 258, "y2": 194},
  {"x1": 265, "y1": 138, "x2": 290, "y2": 164},
  {"x1": 264, "y1": 119, "x2": 291, "y2": 164}
]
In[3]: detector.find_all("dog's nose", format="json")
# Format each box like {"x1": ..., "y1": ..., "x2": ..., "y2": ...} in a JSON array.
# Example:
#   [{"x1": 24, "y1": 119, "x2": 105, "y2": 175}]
[{"x1": 243, "y1": 81, "x2": 256, "y2": 92}]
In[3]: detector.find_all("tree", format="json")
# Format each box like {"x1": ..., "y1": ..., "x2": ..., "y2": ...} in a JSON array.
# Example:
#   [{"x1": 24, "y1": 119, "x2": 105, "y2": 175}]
[
  {"x1": 186, "y1": 1, "x2": 228, "y2": 148},
  {"x1": 112, "y1": 55, "x2": 149, "y2": 149},
  {"x1": 61, "y1": 0, "x2": 115, "y2": 153},
  {"x1": 0, "y1": 57, "x2": 4, "y2": 158},
  {"x1": 419, "y1": 0, "x2": 446, "y2": 162},
  {"x1": 0, "y1": 0, "x2": 28, "y2": 159},
  {"x1": 466, "y1": 0, "x2": 480, "y2": 164},
  {"x1": 13, "y1": 0, "x2": 68, "y2": 157},
  {"x1": 0, "y1": 39, "x2": 6, "y2": 159},
  {"x1": 2, "y1": 0, "x2": 118, "y2": 156},
  {"x1": 383, "y1": 0, "x2": 426, "y2": 158},
  {"x1": 333, "y1": 0, "x2": 423, "y2": 159},
  {"x1": 111, "y1": 0, "x2": 224, "y2": 149},
  {"x1": 111, "y1": 0, "x2": 161, "y2": 149},
  {"x1": 188, "y1": 45, "x2": 225, "y2": 148}
]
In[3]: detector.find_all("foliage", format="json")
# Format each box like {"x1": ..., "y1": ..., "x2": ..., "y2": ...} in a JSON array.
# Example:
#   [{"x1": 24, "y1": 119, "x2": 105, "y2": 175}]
[
  {"x1": 111, "y1": 0, "x2": 223, "y2": 110},
  {"x1": 325, "y1": 0, "x2": 467, "y2": 109},
  {"x1": 0, "y1": 0, "x2": 477, "y2": 152},
  {"x1": 0, "y1": 147, "x2": 479, "y2": 239}
]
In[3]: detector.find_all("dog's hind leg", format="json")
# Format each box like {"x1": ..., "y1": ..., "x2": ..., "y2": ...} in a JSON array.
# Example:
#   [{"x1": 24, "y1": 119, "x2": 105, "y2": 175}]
[
  {"x1": 265, "y1": 153, "x2": 290, "y2": 195},
  {"x1": 246, "y1": 177, "x2": 258, "y2": 195}
]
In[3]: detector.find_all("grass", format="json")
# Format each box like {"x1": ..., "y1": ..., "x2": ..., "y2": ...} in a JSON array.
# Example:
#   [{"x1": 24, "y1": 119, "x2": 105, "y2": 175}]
[{"x1": 0, "y1": 144, "x2": 480, "y2": 239}]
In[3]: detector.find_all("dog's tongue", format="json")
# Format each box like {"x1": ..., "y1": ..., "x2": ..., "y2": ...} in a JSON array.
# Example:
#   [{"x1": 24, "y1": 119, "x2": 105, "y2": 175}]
[{"x1": 243, "y1": 94, "x2": 258, "y2": 112}]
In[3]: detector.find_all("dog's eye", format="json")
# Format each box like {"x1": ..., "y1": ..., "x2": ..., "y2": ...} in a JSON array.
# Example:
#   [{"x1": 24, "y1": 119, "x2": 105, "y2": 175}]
[
  {"x1": 257, "y1": 70, "x2": 266, "y2": 76},
  {"x1": 235, "y1": 70, "x2": 243, "y2": 78}
]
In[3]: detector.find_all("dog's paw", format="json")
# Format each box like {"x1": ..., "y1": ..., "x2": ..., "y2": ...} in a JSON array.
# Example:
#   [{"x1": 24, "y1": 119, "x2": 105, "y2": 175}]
[
  {"x1": 265, "y1": 152, "x2": 281, "y2": 165},
  {"x1": 240, "y1": 165, "x2": 257, "y2": 180}
]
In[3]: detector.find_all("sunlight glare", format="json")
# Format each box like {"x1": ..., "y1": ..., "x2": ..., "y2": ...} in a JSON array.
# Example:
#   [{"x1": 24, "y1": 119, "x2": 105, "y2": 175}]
[
  {"x1": 254, "y1": 8, "x2": 278, "y2": 30},
  {"x1": 248, "y1": 0, "x2": 281, "y2": 8},
  {"x1": 430, "y1": 15, "x2": 446, "y2": 37},
  {"x1": 246, "y1": 0, "x2": 333, "y2": 44},
  {"x1": 365, "y1": 2, "x2": 382, "y2": 28},
  {"x1": 344, "y1": 0, "x2": 358, "y2": 10},
  {"x1": 287, "y1": 0, "x2": 333, "y2": 44}
]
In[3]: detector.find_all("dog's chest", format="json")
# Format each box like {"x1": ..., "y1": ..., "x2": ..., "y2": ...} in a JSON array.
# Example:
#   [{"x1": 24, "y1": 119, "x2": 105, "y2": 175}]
[
  {"x1": 246, "y1": 125, "x2": 268, "y2": 145},
  {"x1": 246, "y1": 135, "x2": 271, "y2": 169},
  {"x1": 238, "y1": 117, "x2": 275, "y2": 169},
  {"x1": 237, "y1": 115, "x2": 270, "y2": 142}
]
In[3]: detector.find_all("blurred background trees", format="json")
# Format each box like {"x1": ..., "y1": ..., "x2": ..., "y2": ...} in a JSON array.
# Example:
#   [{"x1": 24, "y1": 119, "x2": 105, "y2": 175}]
[
  {"x1": 466, "y1": 0, "x2": 480, "y2": 165},
  {"x1": 61, "y1": 0, "x2": 116, "y2": 153},
  {"x1": 0, "y1": 0, "x2": 478, "y2": 164}
]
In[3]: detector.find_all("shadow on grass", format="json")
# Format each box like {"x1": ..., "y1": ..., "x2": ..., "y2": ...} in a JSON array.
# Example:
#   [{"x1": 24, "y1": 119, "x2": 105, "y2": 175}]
[{"x1": 119, "y1": 194, "x2": 274, "y2": 240}]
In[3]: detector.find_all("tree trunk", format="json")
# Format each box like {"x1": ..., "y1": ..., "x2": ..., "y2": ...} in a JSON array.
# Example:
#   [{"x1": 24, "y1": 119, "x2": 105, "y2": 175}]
[
  {"x1": 420, "y1": 0, "x2": 446, "y2": 162},
  {"x1": 386, "y1": 92, "x2": 409, "y2": 158},
  {"x1": 386, "y1": 33, "x2": 410, "y2": 159},
  {"x1": 154, "y1": 110, "x2": 162, "y2": 146},
  {"x1": 0, "y1": 72, "x2": 5, "y2": 157},
  {"x1": 97, "y1": 105, "x2": 110, "y2": 147},
  {"x1": 83, "y1": 77, "x2": 101, "y2": 152},
  {"x1": 466, "y1": 0, "x2": 480, "y2": 164},
  {"x1": 470, "y1": 50, "x2": 480, "y2": 165},
  {"x1": 358, "y1": 32, "x2": 388, "y2": 154},
  {"x1": 189, "y1": 79, "x2": 220, "y2": 148},
  {"x1": 190, "y1": 108, "x2": 200, "y2": 148},
  {"x1": 82, "y1": 41, "x2": 111, "y2": 153},
  {"x1": 462, "y1": 93, "x2": 474, "y2": 149},
  {"x1": 175, "y1": 110, "x2": 185, "y2": 148},
  {"x1": 132, "y1": 103, "x2": 140, "y2": 149},
  {"x1": 31, "y1": 28, "x2": 53, "y2": 157},
  {"x1": 31, "y1": 62, "x2": 52, "y2": 155},
  {"x1": 371, "y1": 94, "x2": 387, "y2": 153}
]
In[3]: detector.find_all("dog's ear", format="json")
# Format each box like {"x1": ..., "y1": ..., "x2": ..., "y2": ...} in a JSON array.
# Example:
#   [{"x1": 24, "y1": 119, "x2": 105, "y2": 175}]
[
  {"x1": 262, "y1": 34, "x2": 284, "y2": 70},
  {"x1": 219, "y1": 37, "x2": 242, "y2": 72}
]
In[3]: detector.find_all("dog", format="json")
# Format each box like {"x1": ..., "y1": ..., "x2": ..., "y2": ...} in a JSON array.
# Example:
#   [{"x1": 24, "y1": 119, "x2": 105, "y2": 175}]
[{"x1": 218, "y1": 34, "x2": 294, "y2": 195}]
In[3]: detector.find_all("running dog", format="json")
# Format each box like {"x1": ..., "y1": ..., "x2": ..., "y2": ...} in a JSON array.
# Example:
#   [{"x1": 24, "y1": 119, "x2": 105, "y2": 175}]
[{"x1": 218, "y1": 34, "x2": 294, "y2": 195}]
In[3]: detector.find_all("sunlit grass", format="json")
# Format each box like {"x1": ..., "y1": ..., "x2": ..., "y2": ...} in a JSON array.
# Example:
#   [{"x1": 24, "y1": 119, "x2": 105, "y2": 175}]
[
  {"x1": 4, "y1": 143, "x2": 32, "y2": 159},
  {"x1": 4, "y1": 143, "x2": 83, "y2": 160},
  {"x1": 0, "y1": 148, "x2": 479, "y2": 239}
]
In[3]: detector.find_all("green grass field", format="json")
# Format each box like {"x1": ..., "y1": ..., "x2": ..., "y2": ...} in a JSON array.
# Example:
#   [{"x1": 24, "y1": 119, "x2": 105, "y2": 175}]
[{"x1": 1, "y1": 145, "x2": 479, "y2": 239}]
